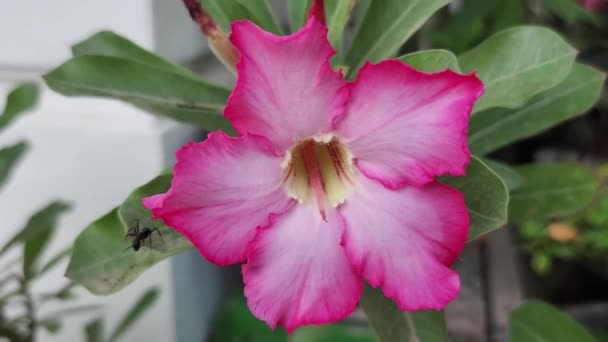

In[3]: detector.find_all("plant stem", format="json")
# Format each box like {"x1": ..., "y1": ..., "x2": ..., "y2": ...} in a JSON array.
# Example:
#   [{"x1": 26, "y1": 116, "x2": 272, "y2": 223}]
[{"x1": 18, "y1": 277, "x2": 36, "y2": 342}]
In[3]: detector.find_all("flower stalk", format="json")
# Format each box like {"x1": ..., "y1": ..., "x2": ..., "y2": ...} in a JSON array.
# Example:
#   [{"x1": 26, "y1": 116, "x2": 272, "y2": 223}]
[{"x1": 181, "y1": 0, "x2": 239, "y2": 72}]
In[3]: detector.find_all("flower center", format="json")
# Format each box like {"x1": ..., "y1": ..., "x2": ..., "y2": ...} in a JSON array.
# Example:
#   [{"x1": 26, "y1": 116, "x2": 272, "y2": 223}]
[{"x1": 282, "y1": 135, "x2": 354, "y2": 220}]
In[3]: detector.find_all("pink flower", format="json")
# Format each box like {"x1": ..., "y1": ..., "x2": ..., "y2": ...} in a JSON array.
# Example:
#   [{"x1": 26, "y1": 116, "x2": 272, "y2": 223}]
[
  {"x1": 143, "y1": 18, "x2": 483, "y2": 331},
  {"x1": 578, "y1": 0, "x2": 608, "y2": 11}
]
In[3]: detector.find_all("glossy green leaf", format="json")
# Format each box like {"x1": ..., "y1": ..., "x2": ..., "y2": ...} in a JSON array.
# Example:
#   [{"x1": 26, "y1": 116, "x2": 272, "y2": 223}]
[
  {"x1": 326, "y1": 0, "x2": 356, "y2": 57},
  {"x1": 291, "y1": 325, "x2": 374, "y2": 342},
  {"x1": 459, "y1": 26, "x2": 577, "y2": 113},
  {"x1": 399, "y1": 49, "x2": 460, "y2": 72},
  {"x1": 85, "y1": 318, "x2": 104, "y2": 342},
  {"x1": 469, "y1": 63, "x2": 606, "y2": 155},
  {"x1": 66, "y1": 173, "x2": 191, "y2": 295},
  {"x1": 44, "y1": 55, "x2": 233, "y2": 132},
  {"x1": 508, "y1": 301, "x2": 597, "y2": 342},
  {"x1": 20, "y1": 202, "x2": 71, "y2": 279},
  {"x1": 288, "y1": 0, "x2": 312, "y2": 32},
  {"x1": 0, "y1": 83, "x2": 39, "y2": 132},
  {"x1": 360, "y1": 285, "x2": 445, "y2": 342},
  {"x1": 0, "y1": 141, "x2": 28, "y2": 190},
  {"x1": 509, "y1": 163, "x2": 598, "y2": 224},
  {"x1": 72, "y1": 31, "x2": 193, "y2": 76},
  {"x1": 442, "y1": 157, "x2": 509, "y2": 241},
  {"x1": 0, "y1": 200, "x2": 69, "y2": 258},
  {"x1": 345, "y1": 0, "x2": 450, "y2": 78},
  {"x1": 483, "y1": 160, "x2": 523, "y2": 191},
  {"x1": 109, "y1": 288, "x2": 160, "y2": 342},
  {"x1": 234, "y1": 0, "x2": 283, "y2": 34}
]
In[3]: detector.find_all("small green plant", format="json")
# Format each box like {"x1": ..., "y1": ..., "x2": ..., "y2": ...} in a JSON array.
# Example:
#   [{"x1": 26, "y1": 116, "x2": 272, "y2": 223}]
[
  {"x1": 0, "y1": 84, "x2": 160, "y2": 341},
  {"x1": 0, "y1": 83, "x2": 82, "y2": 342}
]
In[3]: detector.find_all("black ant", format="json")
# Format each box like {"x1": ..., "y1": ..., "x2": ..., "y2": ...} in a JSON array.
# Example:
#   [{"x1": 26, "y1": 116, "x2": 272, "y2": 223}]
[{"x1": 124, "y1": 220, "x2": 163, "y2": 252}]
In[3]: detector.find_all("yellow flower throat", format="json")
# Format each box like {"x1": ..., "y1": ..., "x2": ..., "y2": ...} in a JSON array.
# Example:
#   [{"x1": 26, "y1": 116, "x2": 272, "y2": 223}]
[{"x1": 282, "y1": 136, "x2": 354, "y2": 220}]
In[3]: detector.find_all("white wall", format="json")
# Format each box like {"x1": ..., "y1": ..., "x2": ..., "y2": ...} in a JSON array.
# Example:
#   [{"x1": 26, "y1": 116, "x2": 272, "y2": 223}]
[
  {"x1": 0, "y1": 1, "x2": 213, "y2": 341},
  {"x1": 0, "y1": 0, "x2": 206, "y2": 70}
]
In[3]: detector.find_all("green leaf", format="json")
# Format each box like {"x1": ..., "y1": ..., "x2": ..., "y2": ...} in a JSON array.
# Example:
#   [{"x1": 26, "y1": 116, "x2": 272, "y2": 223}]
[
  {"x1": 459, "y1": 26, "x2": 577, "y2": 113},
  {"x1": 483, "y1": 160, "x2": 524, "y2": 191},
  {"x1": 109, "y1": 288, "x2": 160, "y2": 342},
  {"x1": 44, "y1": 55, "x2": 233, "y2": 132},
  {"x1": 531, "y1": 252, "x2": 552, "y2": 274},
  {"x1": 509, "y1": 163, "x2": 598, "y2": 224},
  {"x1": 291, "y1": 325, "x2": 374, "y2": 342},
  {"x1": 234, "y1": 0, "x2": 284, "y2": 34},
  {"x1": 442, "y1": 157, "x2": 509, "y2": 241},
  {"x1": 288, "y1": 0, "x2": 312, "y2": 32},
  {"x1": 345, "y1": 0, "x2": 450, "y2": 78},
  {"x1": 469, "y1": 63, "x2": 606, "y2": 155},
  {"x1": 399, "y1": 49, "x2": 460, "y2": 72},
  {"x1": 492, "y1": 0, "x2": 527, "y2": 32},
  {"x1": 326, "y1": 0, "x2": 356, "y2": 57},
  {"x1": 0, "y1": 141, "x2": 28, "y2": 190},
  {"x1": 360, "y1": 285, "x2": 445, "y2": 342},
  {"x1": 66, "y1": 173, "x2": 192, "y2": 295},
  {"x1": 425, "y1": 0, "x2": 499, "y2": 54},
  {"x1": 18, "y1": 202, "x2": 71, "y2": 279},
  {"x1": 201, "y1": 0, "x2": 252, "y2": 32},
  {"x1": 85, "y1": 318, "x2": 104, "y2": 342},
  {"x1": 72, "y1": 31, "x2": 194, "y2": 77},
  {"x1": 0, "y1": 83, "x2": 39, "y2": 132},
  {"x1": 0, "y1": 200, "x2": 69, "y2": 261},
  {"x1": 351, "y1": 0, "x2": 373, "y2": 42},
  {"x1": 212, "y1": 293, "x2": 288, "y2": 342},
  {"x1": 544, "y1": 0, "x2": 601, "y2": 25},
  {"x1": 508, "y1": 301, "x2": 598, "y2": 342}
]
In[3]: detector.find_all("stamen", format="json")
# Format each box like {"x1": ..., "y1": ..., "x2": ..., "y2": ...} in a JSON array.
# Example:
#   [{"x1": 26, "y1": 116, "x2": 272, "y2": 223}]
[{"x1": 328, "y1": 141, "x2": 351, "y2": 181}]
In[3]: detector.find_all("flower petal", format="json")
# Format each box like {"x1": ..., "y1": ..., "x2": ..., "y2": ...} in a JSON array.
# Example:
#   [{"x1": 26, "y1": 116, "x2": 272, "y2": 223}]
[
  {"x1": 243, "y1": 205, "x2": 361, "y2": 332},
  {"x1": 226, "y1": 18, "x2": 348, "y2": 152},
  {"x1": 143, "y1": 131, "x2": 292, "y2": 266},
  {"x1": 334, "y1": 60, "x2": 484, "y2": 188},
  {"x1": 339, "y1": 176, "x2": 469, "y2": 310}
]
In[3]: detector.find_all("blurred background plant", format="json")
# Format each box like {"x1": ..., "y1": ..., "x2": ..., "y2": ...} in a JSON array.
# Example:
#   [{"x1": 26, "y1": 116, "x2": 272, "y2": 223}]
[
  {"x1": 517, "y1": 164, "x2": 608, "y2": 276},
  {"x1": 210, "y1": 292, "x2": 601, "y2": 342},
  {"x1": 83, "y1": 288, "x2": 160, "y2": 342},
  {"x1": 0, "y1": 84, "x2": 160, "y2": 342}
]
